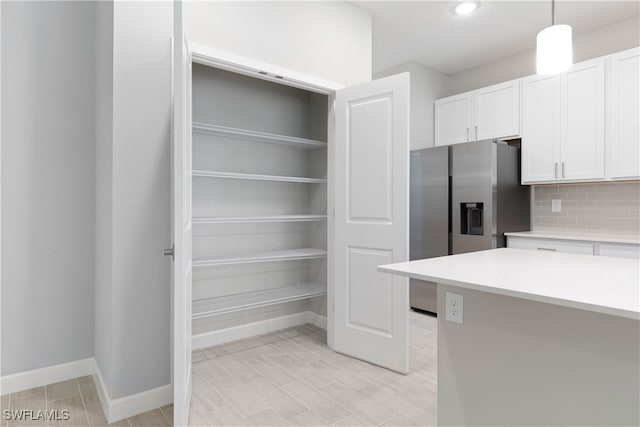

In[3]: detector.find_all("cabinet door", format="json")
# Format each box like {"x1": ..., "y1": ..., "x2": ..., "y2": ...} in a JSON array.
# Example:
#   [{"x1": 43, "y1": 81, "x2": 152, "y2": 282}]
[
  {"x1": 475, "y1": 80, "x2": 520, "y2": 140},
  {"x1": 521, "y1": 74, "x2": 561, "y2": 183},
  {"x1": 608, "y1": 48, "x2": 640, "y2": 179},
  {"x1": 560, "y1": 58, "x2": 605, "y2": 181},
  {"x1": 435, "y1": 93, "x2": 473, "y2": 146}
]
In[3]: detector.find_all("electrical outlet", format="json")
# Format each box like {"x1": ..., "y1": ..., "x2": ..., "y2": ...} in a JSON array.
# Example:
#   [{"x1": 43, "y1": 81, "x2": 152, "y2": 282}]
[
  {"x1": 445, "y1": 292, "x2": 463, "y2": 324},
  {"x1": 551, "y1": 199, "x2": 562, "y2": 213}
]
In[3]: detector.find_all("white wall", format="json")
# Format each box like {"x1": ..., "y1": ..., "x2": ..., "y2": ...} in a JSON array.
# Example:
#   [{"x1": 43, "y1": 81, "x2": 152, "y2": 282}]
[
  {"x1": 449, "y1": 16, "x2": 640, "y2": 94},
  {"x1": 1, "y1": 1, "x2": 96, "y2": 375},
  {"x1": 93, "y1": 1, "x2": 173, "y2": 399},
  {"x1": 184, "y1": 1, "x2": 372, "y2": 87},
  {"x1": 375, "y1": 62, "x2": 450, "y2": 150}
]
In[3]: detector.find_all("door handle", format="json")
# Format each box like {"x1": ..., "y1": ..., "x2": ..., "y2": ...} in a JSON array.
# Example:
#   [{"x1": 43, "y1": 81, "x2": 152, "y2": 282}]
[
  {"x1": 164, "y1": 244, "x2": 175, "y2": 261},
  {"x1": 562, "y1": 162, "x2": 566, "y2": 178},
  {"x1": 554, "y1": 162, "x2": 558, "y2": 179}
]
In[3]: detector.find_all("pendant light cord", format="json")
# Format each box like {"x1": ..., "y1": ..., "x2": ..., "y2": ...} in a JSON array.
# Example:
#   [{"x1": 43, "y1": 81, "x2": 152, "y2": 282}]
[{"x1": 552, "y1": 0, "x2": 555, "y2": 25}]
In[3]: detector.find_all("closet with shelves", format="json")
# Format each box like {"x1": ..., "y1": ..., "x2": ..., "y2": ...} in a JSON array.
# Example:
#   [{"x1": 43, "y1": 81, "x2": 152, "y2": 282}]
[{"x1": 191, "y1": 63, "x2": 328, "y2": 343}]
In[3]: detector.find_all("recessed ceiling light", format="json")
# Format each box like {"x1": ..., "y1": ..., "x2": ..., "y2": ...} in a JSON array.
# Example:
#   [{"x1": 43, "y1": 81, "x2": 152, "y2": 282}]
[{"x1": 454, "y1": 2, "x2": 479, "y2": 15}]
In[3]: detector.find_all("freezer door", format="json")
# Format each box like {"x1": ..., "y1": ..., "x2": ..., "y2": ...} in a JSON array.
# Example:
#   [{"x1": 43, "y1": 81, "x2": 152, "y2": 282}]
[{"x1": 451, "y1": 141, "x2": 496, "y2": 254}]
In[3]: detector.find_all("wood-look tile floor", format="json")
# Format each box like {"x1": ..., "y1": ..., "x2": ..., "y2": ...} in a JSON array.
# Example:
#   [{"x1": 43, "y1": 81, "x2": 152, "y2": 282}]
[
  {"x1": 0, "y1": 377, "x2": 172, "y2": 427},
  {"x1": 190, "y1": 311, "x2": 437, "y2": 426}
]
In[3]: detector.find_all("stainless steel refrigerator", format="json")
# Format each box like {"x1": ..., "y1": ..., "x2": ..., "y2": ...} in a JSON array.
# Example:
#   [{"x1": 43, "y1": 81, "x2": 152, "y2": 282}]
[{"x1": 409, "y1": 140, "x2": 530, "y2": 313}]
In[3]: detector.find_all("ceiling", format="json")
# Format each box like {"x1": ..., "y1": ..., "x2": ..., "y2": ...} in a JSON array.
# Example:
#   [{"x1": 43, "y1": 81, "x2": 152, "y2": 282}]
[{"x1": 353, "y1": 1, "x2": 640, "y2": 75}]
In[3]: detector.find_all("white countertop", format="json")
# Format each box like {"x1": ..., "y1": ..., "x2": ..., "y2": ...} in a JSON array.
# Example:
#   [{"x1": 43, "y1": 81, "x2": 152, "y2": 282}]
[
  {"x1": 505, "y1": 230, "x2": 640, "y2": 245},
  {"x1": 378, "y1": 248, "x2": 640, "y2": 320}
]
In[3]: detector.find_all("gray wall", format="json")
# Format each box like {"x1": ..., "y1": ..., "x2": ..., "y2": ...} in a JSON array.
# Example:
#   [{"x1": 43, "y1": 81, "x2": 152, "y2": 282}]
[
  {"x1": 448, "y1": 16, "x2": 640, "y2": 95},
  {"x1": 1, "y1": 1, "x2": 96, "y2": 375},
  {"x1": 93, "y1": 0, "x2": 173, "y2": 398},
  {"x1": 375, "y1": 61, "x2": 451, "y2": 150},
  {"x1": 438, "y1": 284, "x2": 639, "y2": 426}
]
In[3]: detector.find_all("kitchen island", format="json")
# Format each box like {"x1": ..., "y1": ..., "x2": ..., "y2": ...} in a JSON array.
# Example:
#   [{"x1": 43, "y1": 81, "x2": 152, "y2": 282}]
[{"x1": 379, "y1": 248, "x2": 640, "y2": 426}]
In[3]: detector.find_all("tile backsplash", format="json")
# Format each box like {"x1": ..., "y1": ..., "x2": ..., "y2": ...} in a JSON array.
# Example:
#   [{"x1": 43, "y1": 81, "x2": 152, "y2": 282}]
[{"x1": 532, "y1": 182, "x2": 640, "y2": 236}]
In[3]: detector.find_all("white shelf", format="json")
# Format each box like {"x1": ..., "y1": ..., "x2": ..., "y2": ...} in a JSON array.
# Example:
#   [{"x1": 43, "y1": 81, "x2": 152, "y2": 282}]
[
  {"x1": 193, "y1": 248, "x2": 327, "y2": 268},
  {"x1": 192, "y1": 122, "x2": 327, "y2": 149},
  {"x1": 193, "y1": 170, "x2": 326, "y2": 184},
  {"x1": 193, "y1": 215, "x2": 327, "y2": 224},
  {"x1": 192, "y1": 282, "x2": 327, "y2": 319}
]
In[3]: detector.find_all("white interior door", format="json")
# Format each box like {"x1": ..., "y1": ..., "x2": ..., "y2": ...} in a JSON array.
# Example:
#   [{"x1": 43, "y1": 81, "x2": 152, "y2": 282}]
[
  {"x1": 332, "y1": 73, "x2": 410, "y2": 374},
  {"x1": 172, "y1": 3, "x2": 193, "y2": 425}
]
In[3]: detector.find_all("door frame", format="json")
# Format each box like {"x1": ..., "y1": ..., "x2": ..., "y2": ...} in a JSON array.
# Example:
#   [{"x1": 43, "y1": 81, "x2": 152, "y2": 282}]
[
  {"x1": 178, "y1": 42, "x2": 344, "y2": 357},
  {"x1": 174, "y1": 40, "x2": 413, "y2": 418}
]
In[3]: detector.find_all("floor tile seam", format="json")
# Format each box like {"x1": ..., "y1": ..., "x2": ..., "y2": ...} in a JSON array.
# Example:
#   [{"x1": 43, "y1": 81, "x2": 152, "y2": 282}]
[
  {"x1": 316, "y1": 382, "x2": 396, "y2": 425},
  {"x1": 242, "y1": 398, "x2": 280, "y2": 420},
  {"x1": 208, "y1": 374, "x2": 264, "y2": 413},
  {"x1": 203, "y1": 339, "x2": 288, "y2": 360},
  {"x1": 249, "y1": 379, "x2": 313, "y2": 422},
  {"x1": 279, "y1": 382, "x2": 353, "y2": 425},
  {"x1": 278, "y1": 384, "x2": 334, "y2": 425},
  {"x1": 330, "y1": 413, "x2": 353, "y2": 426},
  {"x1": 159, "y1": 408, "x2": 172, "y2": 426},
  {"x1": 43, "y1": 384, "x2": 49, "y2": 427},
  {"x1": 282, "y1": 399, "x2": 333, "y2": 427}
]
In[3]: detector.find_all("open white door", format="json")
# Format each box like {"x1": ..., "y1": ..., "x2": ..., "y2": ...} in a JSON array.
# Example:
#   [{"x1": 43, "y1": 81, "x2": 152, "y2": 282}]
[
  {"x1": 332, "y1": 73, "x2": 410, "y2": 373},
  {"x1": 172, "y1": 2, "x2": 193, "y2": 425}
]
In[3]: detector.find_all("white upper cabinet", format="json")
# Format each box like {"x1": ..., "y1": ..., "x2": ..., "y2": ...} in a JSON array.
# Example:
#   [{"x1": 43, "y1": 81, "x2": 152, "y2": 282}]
[
  {"x1": 522, "y1": 74, "x2": 561, "y2": 183},
  {"x1": 607, "y1": 47, "x2": 640, "y2": 180},
  {"x1": 561, "y1": 57, "x2": 605, "y2": 181},
  {"x1": 435, "y1": 80, "x2": 520, "y2": 146},
  {"x1": 522, "y1": 57, "x2": 606, "y2": 184},
  {"x1": 475, "y1": 80, "x2": 521, "y2": 140},
  {"x1": 434, "y1": 93, "x2": 473, "y2": 146}
]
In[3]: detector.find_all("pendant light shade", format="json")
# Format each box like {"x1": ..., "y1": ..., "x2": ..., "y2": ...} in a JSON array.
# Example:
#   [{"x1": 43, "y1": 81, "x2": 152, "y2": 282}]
[
  {"x1": 536, "y1": 0, "x2": 573, "y2": 75},
  {"x1": 536, "y1": 24, "x2": 573, "y2": 75}
]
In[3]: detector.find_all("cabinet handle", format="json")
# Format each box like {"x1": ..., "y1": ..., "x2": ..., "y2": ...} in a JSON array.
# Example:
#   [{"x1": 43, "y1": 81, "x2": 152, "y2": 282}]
[
  {"x1": 475, "y1": 125, "x2": 478, "y2": 139},
  {"x1": 562, "y1": 162, "x2": 566, "y2": 178},
  {"x1": 466, "y1": 127, "x2": 469, "y2": 141},
  {"x1": 536, "y1": 248, "x2": 557, "y2": 252},
  {"x1": 554, "y1": 162, "x2": 558, "y2": 179}
]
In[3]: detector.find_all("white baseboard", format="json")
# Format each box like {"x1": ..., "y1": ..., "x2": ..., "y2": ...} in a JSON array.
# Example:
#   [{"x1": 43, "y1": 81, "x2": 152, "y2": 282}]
[
  {"x1": 0, "y1": 358, "x2": 171, "y2": 424},
  {"x1": 93, "y1": 360, "x2": 172, "y2": 423},
  {"x1": 305, "y1": 312, "x2": 327, "y2": 330},
  {"x1": 193, "y1": 311, "x2": 314, "y2": 349},
  {"x1": 0, "y1": 358, "x2": 94, "y2": 396}
]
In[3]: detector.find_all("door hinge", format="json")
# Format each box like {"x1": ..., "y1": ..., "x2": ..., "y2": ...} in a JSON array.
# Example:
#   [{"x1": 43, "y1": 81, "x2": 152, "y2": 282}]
[{"x1": 164, "y1": 244, "x2": 175, "y2": 261}]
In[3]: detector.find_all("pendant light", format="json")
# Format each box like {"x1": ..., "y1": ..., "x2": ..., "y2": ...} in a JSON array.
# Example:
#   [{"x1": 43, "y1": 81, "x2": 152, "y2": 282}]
[{"x1": 536, "y1": 0, "x2": 573, "y2": 75}]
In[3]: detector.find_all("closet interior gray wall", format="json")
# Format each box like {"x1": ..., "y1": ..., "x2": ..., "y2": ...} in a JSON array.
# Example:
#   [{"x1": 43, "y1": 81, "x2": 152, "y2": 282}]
[
  {"x1": 191, "y1": 65, "x2": 328, "y2": 339},
  {"x1": 1, "y1": 1, "x2": 97, "y2": 375}
]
